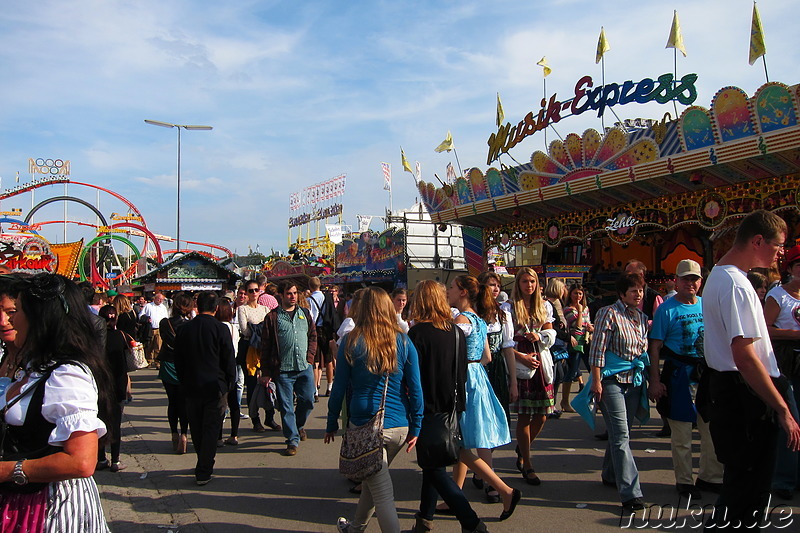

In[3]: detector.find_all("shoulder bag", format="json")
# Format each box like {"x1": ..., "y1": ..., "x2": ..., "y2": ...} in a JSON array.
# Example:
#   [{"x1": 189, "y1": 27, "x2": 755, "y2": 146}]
[
  {"x1": 339, "y1": 373, "x2": 389, "y2": 482},
  {"x1": 416, "y1": 326, "x2": 463, "y2": 469},
  {"x1": 122, "y1": 331, "x2": 148, "y2": 372}
]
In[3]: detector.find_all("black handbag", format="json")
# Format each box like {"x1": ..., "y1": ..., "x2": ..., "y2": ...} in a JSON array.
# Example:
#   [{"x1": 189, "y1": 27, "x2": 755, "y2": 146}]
[{"x1": 416, "y1": 327, "x2": 463, "y2": 469}]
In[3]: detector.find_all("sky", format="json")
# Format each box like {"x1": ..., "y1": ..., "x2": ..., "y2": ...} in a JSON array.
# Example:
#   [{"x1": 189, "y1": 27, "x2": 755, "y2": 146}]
[{"x1": 0, "y1": 0, "x2": 797, "y2": 258}]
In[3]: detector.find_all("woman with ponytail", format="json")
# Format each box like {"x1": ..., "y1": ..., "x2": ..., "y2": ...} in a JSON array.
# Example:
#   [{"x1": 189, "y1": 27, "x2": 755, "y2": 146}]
[{"x1": 439, "y1": 275, "x2": 513, "y2": 508}]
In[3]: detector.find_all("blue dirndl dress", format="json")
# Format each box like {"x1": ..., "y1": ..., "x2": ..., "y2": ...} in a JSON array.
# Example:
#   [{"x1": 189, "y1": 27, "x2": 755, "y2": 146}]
[{"x1": 459, "y1": 311, "x2": 511, "y2": 449}]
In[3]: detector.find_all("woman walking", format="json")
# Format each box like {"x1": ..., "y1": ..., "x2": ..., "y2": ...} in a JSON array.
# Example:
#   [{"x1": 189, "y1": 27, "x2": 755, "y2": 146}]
[
  {"x1": 157, "y1": 292, "x2": 193, "y2": 454},
  {"x1": 589, "y1": 273, "x2": 650, "y2": 512},
  {"x1": 325, "y1": 286, "x2": 424, "y2": 533},
  {"x1": 216, "y1": 301, "x2": 242, "y2": 445},
  {"x1": 408, "y1": 280, "x2": 520, "y2": 533},
  {"x1": 97, "y1": 305, "x2": 129, "y2": 472},
  {"x1": 506, "y1": 267, "x2": 556, "y2": 486},
  {"x1": 563, "y1": 283, "x2": 592, "y2": 411}
]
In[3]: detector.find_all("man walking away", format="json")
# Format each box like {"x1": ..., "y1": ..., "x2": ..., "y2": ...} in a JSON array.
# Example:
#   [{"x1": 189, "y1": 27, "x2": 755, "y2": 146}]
[
  {"x1": 702, "y1": 209, "x2": 800, "y2": 528},
  {"x1": 174, "y1": 292, "x2": 236, "y2": 486},
  {"x1": 261, "y1": 281, "x2": 318, "y2": 456}
]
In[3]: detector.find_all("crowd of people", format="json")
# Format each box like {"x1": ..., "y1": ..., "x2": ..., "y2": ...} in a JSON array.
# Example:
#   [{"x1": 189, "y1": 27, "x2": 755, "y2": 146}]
[{"x1": 1, "y1": 210, "x2": 800, "y2": 531}]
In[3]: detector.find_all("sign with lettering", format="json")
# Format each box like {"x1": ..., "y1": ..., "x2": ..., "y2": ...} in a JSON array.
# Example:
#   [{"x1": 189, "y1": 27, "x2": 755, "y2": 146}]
[
  {"x1": 0, "y1": 234, "x2": 58, "y2": 274},
  {"x1": 487, "y1": 73, "x2": 698, "y2": 163}
]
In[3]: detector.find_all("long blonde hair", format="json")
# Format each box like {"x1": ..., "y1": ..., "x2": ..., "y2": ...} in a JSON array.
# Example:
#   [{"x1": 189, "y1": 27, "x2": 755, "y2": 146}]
[
  {"x1": 408, "y1": 280, "x2": 452, "y2": 331},
  {"x1": 512, "y1": 267, "x2": 548, "y2": 327},
  {"x1": 344, "y1": 286, "x2": 400, "y2": 374}
]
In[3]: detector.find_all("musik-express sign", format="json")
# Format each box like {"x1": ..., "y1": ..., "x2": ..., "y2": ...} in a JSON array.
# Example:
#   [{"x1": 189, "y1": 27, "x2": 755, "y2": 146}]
[{"x1": 487, "y1": 72, "x2": 698, "y2": 163}]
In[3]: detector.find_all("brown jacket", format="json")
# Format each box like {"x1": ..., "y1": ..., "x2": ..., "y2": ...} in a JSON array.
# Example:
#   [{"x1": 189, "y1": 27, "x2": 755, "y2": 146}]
[{"x1": 260, "y1": 307, "x2": 317, "y2": 379}]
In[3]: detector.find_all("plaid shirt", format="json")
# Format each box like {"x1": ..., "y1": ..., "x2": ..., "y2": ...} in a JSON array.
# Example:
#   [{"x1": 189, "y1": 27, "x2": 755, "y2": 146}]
[{"x1": 588, "y1": 299, "x2": 648, "y2": 383}]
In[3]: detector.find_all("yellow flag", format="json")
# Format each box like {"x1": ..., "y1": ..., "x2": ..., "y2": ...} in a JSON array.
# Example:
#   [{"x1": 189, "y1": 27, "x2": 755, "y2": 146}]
[
  {"x1": 749, "y1": 2, "x2": 766, "y2": 65},
  {"x1": 595, "y1": 27, "x2": 610, "y2": 64},
  {"x1": 401, "y1": 147, "x2": 413, "y2": 173},
  {"x1": 434, "y1": 131, "x2": 454, "y2": 153},
  {"x1": 536, "y1": 56, "x2": 552, "y2": 77},
  {"x1": 496, "y1": 93, "x2": 505, "y2": 128},
  {"x1": 666, "y1": 10, "x2": 687, "y2": 57}
]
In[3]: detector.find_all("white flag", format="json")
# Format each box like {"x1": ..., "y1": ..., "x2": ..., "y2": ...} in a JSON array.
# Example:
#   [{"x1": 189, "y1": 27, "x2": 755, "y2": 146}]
[
  {"x1": 357, "y1": 215, "x2": 373, "y2": 233},
  {"x1": 326, "y1": 224, "x2": 343, "y2": 244},
  {"x1": 414, "y1": 161, "x2": 421, "y2": 185}
]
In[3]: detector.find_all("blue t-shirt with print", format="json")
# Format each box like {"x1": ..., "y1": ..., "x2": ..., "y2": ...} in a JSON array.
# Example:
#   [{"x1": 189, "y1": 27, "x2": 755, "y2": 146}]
[{"x1": 650, "y1": 296, "x2": 704, "y2": 358}]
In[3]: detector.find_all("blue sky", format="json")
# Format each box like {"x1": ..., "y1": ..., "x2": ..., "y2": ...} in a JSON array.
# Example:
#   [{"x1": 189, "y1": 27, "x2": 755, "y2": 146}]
[{"x1": 0, "y1": 0, "x2": 796, "y2": 257}]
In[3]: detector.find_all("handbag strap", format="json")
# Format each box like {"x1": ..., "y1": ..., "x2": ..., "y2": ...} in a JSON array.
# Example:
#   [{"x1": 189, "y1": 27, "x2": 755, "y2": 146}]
[
  {"x1": 452, "y1": 326, "x2": 460, "y2": 414},
  {"x1": 378, "y1": 372, "x2": 389, "y2": 411}
]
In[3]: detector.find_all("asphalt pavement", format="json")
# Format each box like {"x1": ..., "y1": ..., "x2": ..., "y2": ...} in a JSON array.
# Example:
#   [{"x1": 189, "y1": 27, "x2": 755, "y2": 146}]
[{"x1": 95, "y1": 369, "x2": 798, "y2": 532}]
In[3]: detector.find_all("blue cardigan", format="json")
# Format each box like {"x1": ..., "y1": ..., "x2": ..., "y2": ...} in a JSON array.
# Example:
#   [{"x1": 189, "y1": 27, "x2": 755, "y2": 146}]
[{"x1": 326, "y1": 333, "x2": 424, "y2": 437}]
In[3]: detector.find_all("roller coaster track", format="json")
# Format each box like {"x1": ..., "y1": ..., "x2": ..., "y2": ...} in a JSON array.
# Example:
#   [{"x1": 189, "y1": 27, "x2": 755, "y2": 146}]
[{"x1": 0, "y1": 178, "x2": 234, "y2": 258}]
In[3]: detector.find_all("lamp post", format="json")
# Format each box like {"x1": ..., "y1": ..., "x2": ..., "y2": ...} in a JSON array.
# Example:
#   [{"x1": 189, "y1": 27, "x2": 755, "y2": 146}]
[{"x1": 144, "y1": 119, "x2": 213, "y2": 255}]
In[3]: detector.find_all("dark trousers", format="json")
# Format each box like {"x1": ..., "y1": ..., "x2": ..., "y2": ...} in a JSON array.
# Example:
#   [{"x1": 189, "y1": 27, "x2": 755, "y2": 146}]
[
  {"x1": 98, "y1": 401, "x2": 123, "y2": 464},
  {"x1": 185, "y1": 393, "x2": 227, "y2": 481},
  {"x1": 419, "y1": 466, "x2": 480, "y2": 531},
  {"x1": 164, "y1": 382, "x2": 189, "y2": 434},
  {"x1": 706, "y1": 370, "x2": 779, "y2": 529}
]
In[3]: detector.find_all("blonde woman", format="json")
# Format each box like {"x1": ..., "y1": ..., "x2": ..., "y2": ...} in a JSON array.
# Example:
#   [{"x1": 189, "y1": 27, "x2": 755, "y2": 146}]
[
  {"x1": 408, "y1": 280, "x2": 520, "y2": 531},
  {"x1": 325, "y1": 287, "x2": 424, "y2": 533},
  {"x1": 505, "y1": 267, "x2": 556, "y2": 485}
]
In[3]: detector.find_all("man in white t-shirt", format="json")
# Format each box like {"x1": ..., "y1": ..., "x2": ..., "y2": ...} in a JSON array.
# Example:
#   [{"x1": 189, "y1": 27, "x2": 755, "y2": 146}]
[{"x1": 702, "y1": 209, "x2": 800, "y2": 528}]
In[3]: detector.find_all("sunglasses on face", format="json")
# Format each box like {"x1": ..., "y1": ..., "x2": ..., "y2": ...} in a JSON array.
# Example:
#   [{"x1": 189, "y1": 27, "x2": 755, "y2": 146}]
[{"x1": 247, "y1": 289, "x2": 259, "y2": 293}]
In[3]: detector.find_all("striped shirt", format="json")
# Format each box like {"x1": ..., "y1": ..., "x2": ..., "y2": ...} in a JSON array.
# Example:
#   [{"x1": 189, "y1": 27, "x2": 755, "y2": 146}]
[{"x1": 588, "y1": 299, "x2": 648, "y2": 383}]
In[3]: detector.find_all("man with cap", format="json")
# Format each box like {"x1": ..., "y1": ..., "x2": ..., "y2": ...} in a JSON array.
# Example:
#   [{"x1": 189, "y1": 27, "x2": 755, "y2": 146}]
[{"x1": 649, "y1": 259, "x2": 723, "y2": 501}]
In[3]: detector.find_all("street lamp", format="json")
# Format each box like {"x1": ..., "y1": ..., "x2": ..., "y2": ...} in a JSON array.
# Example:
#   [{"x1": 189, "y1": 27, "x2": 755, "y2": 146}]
[{"x1": 145, "y1": 119, "x2": 213, "y2": 255}]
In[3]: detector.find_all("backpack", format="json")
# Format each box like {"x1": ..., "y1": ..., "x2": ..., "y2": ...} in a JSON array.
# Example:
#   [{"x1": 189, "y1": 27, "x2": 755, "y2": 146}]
[{"x1": 310, "y1": 293, "x2": 342, "y2": 335}]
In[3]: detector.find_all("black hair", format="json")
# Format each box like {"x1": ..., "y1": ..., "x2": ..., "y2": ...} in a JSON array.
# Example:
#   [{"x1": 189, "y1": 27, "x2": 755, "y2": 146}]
[
  {"x1": 98, "y1": 304, "x2": 117, "y2": 329},
  {"x1": 14, "y1": 273, "x2": 113, "y2": 426},
  {"x1": 196, "y1": 291, "x2": 219, "y2": 313},
  {"x1": 616, "y1": 273, "x2": 645, "y2": 298}
]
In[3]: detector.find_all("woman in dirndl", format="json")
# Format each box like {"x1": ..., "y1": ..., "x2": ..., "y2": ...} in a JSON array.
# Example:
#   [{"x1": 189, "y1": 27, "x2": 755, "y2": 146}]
[
  {"x1": 505, "y1": 267, "x2": 555, "y2": 486},
  {"x1": 0, "y1": 273, "x2": 112, "y2": 532}
]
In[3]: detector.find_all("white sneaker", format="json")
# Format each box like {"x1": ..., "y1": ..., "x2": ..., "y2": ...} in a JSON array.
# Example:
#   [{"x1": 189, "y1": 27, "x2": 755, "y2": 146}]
[
  {"x1": 240, "y1": 413, "x2": 250, "y2": 419},
  {"x1": 336, "y1": 517, "x2": 350, "y2": 532}
]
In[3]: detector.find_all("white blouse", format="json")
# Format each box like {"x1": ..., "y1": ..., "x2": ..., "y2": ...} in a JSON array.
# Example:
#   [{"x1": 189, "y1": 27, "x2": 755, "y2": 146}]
[
  {"x1": 487, "y1": 309, "x2": 516, "y2": 350},
  {"x1": 1, "y1": 364, "x2": 107, "y2": 447}
]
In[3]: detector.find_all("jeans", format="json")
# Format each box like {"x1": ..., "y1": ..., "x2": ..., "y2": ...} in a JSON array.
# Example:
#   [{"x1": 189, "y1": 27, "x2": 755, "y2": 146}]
[
  {"x1": 773, "y1": 378, "x2": 800, "y2": 491},
  {"x1": 185, "y1": 393, "x2": 227, "y2": 481},
  {"x1": 347, "y1": 426, "x2": 407, "y2": 533},
  {"x1": 274, "y1": 366, "x2": 316, "y2": 446},
  {"x1": 419, "y1": 466, "x2": 480, "y2": 531},
  {"x1": 235, "y1": 365, "x2": 245, "y2": 407},
  {"x1": 564, "y1": 348, "x2": 583, "y2": 383},
  {"x1": 600, "y1": 379, "x2": 643, "y2": 502}
]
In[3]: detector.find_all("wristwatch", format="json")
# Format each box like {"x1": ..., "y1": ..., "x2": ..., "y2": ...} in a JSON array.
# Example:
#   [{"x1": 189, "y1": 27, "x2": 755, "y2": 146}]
[{"x1": 12, "y1": 459, "x2": 28, "y2": 486}]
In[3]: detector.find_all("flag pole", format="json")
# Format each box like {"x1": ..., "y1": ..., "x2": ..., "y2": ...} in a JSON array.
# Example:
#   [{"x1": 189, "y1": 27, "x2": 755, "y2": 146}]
[
  {"x1": 543, "y1": 76, "x2": 548, "y2": 146},
  {"x1": 762, "y1": 55, "x2": 770, "y2": 83},
  {"x1": 673, "y1": 48, "x2": 679, "y2": 117},
  {"x1": 453, "y1": 147, "x2": 464, "y2": 179},
  {"x1": 600, "y1": 56, "x2": 606, "y2": 132}
]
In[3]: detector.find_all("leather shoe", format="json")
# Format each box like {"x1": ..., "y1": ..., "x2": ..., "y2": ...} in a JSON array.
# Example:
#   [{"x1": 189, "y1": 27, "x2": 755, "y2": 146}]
[
  {"x1": 299, "y1": 428, "x2": 307, "y2": 441},
  {"x1": 622, "y1": 497, "x2": 646, "y2": 513},
  {"x1": 282, "y1": 445, "x2": 297, "y2": 456},
  {"x1": 695, "y1": 478, "x2": 722, "y2": 494},
  {"x1": 676, "y1": 483, "x2": 701, "y2": 500}
]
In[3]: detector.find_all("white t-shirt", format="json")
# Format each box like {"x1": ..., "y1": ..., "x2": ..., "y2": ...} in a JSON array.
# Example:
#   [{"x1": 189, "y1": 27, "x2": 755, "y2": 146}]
[
  {"x1": 702, "y1": 264, "x2": 780, "y2": 377},
  {"x1": 765, "y1": 285, "x2": 800, "y2": 332}
]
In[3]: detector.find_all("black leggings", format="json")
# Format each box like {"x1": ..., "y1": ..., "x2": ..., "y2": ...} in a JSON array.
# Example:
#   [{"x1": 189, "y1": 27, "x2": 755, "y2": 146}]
[
  {"x1": 98, "y1": 401, "x2": 123, "y2": 463},
  {"x1": 163, "y1": 382, "x2": 189, "y2": 434},
  {"x1": 224, "y1": 388, "x2": 240, "y2": 437}
]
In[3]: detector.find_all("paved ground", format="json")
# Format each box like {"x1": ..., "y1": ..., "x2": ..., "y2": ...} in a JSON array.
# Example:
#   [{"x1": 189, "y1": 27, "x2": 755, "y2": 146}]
[{"x1": 96, "y1": 369, "x2": 798, "y2": 532}]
